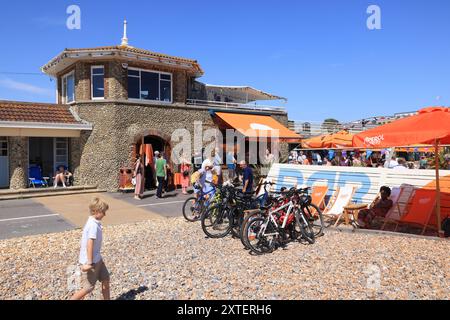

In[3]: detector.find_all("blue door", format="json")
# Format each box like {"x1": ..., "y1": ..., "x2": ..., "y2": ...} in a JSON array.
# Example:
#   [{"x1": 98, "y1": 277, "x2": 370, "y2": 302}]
[{"x1": 0, "y1": 137, "x2": 8, "y2": 188}]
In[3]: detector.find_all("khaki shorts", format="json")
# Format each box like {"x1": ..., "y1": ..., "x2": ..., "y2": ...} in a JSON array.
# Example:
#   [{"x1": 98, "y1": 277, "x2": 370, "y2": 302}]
[{"x1": 80, "y1": 260, "x2": 110, "y2": 291}]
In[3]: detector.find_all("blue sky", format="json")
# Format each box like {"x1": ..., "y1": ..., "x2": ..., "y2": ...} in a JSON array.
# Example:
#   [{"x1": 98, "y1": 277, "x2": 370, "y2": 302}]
[{"x1": 0, "y1": 0, "x2": 449, "y2": 122}]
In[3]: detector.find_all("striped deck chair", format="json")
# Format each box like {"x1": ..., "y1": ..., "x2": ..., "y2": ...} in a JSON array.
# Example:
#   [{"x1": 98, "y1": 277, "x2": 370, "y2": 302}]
[
  {"x1": 311, "y1": 185, "x2": 329, "y2": 210},
  {"x1": 379, "y1": 186, "x2": 414, "y2": 230},
  {"x1": 323, "y1": 186, "x2": 356, "y2": 227},
  {"x1": 394, "y1": 189, "x2": 437, "y2": 235}
]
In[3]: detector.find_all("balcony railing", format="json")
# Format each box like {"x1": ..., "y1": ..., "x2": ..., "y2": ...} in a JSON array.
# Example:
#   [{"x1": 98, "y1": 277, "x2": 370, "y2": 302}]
[
  {"x1": 186, "y1": 99, "x2": 286, "y2": 112},
  {"x1": 289, "y1": 121, "x2": 379, "y2": 137}
]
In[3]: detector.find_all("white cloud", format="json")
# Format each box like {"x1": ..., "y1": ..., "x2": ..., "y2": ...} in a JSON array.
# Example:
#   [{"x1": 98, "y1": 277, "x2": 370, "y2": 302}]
[{"x1": 0, "y1": 78, "x2": 53, "y2": 96}]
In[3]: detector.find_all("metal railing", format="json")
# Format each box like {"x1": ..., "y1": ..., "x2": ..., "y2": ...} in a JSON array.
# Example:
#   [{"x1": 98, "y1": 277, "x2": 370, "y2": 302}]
[
  {"x1": 288, "y1": 121, "x2": 380, "y2": 137},
  {"x1": 186, "y1": 99, "x2": 286, "y2": 112}
]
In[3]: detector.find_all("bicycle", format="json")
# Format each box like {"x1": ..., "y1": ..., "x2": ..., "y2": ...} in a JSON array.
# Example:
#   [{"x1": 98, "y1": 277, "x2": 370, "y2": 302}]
[
  {"x1": 243, "y1": 187, "x2": 317, "y2": 255},
  {"x1": 201, "y1": 183, "x2": 259, "y2": 238},
  {"x1": 239, "y1": 181, "x2": 278, "y2": 249},
  {"x1": 182, "y1": 182, "x2": 219, "y2": 222}
]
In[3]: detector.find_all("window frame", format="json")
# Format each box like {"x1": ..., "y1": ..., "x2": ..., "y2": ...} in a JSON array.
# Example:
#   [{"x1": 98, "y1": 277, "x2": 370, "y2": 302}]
[
  {"x1": 62, "y1": 71, "x2": 76, "y2": 104},
  {"x1": 127, "y1": 67, "x2": 173, "y2": 103},
  {"x1": 91, "y1": 65, "x2": 105, "y2": 100},
  {"x1": 53, "y1": 137, "x2": 69, "y2": 171}
]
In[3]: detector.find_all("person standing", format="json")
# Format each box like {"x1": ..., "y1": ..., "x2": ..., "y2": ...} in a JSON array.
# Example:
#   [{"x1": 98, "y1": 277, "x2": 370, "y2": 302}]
[
  {"x1": 226, "y1": 151, "x2": 237, "y2": 182},
  {"x1": 192, "y1": 150, "x2": 203, "y2": 171},
  {"x1": 212, "y1": 148, "x2": 223, "y2": 184},
  {"x1": 419, "y1": 156, "x2": 428, "y2": 169},
  {"x1": 133, "y1": 155, "x2": 145, "y2": 200},
  {"x1": 70, "y1": 197, "x2": 110, "y2": 300},
  {"x1": 392, "y1": 158, "x2": 408, "y2": 171},
  {"x1": 388, "y1": 156, "x2": 399, "y2": 169},
  {"x1": 240, "y1": 160, "x2": 254, "y2": 194},
  {"x1": 302, "y1": 155, "x2": 311, "y2": 165},
  {"x1": 180, "y1": 155, "x2": 191, "y2": 195},
  {"x1": 316, "y1": 152, "x2": 323, "y2": 165},
  {"x1": 155, "y1": 152, "x2": 167, "y2": 198},
  {"x1": 265, "y1": 148, "x2": 275, "y2": 166}
]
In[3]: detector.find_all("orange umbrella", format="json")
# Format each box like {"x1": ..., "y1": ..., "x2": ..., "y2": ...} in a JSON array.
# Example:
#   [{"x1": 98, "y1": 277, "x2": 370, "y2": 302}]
[
  {"x1": 353, "y1": 106, "x2": 450, "y2": 236},
  {"x1": 302, "y1": 130, "x2": 354, "y2": 149}
]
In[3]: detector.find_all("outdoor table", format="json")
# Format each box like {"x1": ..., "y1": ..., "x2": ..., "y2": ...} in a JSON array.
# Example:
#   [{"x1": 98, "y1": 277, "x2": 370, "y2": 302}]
[{"x1": 343, "y1": 203, "x2": 368, "y2": 226}]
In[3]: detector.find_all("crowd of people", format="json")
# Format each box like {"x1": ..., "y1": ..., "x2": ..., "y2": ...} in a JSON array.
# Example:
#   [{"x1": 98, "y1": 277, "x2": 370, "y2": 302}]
[
  {"x1": 132, "y1": 147, "x2": 264, "y2": 200},
  {"x1": 288, "y1": 149, "x2": 450, "y2": 170}
]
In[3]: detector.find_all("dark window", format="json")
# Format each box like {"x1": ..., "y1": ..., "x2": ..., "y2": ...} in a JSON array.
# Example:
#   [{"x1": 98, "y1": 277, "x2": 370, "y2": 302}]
[
  {"x1": 92, "y1": 67, "x2": 104, "y2": 99},
  {"x1": 128, "y1": 76, "x2": 140, "y2": 99},
  {"x1": 127, "y1": 69, "x2": 172, "y2": 102},
  {"x1": 160, "y1": 80, "x2": 171, "y2": 102},
  {"x1": 141, "y1": 71, "x2": 159, "y2": 100}
]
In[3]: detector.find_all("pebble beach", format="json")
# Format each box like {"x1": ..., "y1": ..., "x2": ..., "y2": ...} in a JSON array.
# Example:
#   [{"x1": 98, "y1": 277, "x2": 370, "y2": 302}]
[{"x1": 0, "y1": 217, "x2": 448, "y2": 300}]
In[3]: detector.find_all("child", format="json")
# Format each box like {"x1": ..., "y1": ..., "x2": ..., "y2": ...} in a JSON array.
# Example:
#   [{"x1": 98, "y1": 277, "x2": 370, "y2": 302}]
[{"x1": 70, "y1": 197, "x2": 110, "y2": 300}]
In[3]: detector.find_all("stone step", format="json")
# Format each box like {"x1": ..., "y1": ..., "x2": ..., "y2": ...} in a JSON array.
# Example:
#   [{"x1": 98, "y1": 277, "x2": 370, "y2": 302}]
[{"x1": 0, "y1": 186, "x2": 106, "y2": 201}]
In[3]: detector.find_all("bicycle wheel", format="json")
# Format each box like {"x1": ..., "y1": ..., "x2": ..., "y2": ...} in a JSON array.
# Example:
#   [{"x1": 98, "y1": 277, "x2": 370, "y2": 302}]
[
  {"x1": 201, "y1": 204, "x2": 232, "y2": 238},
  {"x1": 295, "y1": 210, "x2": 315, "y2": 244},
  {"x1": 303, "y1": 204, "x2": 324, "y2": 237},
  {"x1": 240, "y1": 210, "x2": 265, "y2": 249},
  {"x1": 182, "y1": 197, "x2": 203, "y2": 222},
  {"x1": 230, "y1": 209, "x2": 245, "y2": 239},
  {"x1": 245, "y1": 217, "x2": 276, "y2": 255}
]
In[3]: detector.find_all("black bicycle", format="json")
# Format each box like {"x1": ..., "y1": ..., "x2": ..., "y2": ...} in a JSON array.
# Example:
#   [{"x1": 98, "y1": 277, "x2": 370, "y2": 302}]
[
  {"x1": 243, "y1": 187, "x2": 319, "y2": 255},
  {"x1": 201, "y1": 184, "x2": 259, "y2": 239}
]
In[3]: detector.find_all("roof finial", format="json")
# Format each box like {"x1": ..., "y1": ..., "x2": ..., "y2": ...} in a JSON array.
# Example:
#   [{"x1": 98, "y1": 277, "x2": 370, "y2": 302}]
[{"x1": 121, "y1": 19, "x2": 129, "y2": 47}]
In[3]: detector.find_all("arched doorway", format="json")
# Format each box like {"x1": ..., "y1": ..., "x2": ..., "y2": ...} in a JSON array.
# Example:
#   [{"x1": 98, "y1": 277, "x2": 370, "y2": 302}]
[{"x1": 133, "y1": 130, "x2": 173, "y2": 190}]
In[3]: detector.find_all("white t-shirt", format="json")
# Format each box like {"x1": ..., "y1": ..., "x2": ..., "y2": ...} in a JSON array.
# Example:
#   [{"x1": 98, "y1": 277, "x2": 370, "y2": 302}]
[
  {"x1": 79, "y1": 216, "x2": 103, "y2": 265},
  {"x1": 388, "y1": 160, "x2": 399, "y2": 169},
  {"x1": 316, "y1": 154, "x2": 322, "y2": 163}
]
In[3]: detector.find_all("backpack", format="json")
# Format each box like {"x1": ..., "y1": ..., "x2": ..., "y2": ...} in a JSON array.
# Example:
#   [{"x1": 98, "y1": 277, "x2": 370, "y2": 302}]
[{"x1": 190, "y1": 171, "x2": 201, "y2": 185}]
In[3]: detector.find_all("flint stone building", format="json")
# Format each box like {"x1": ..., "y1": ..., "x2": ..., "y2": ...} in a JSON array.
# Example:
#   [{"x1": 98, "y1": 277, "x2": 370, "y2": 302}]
[{"x1": 0, "y1": 25, "x2": 299, "y2": 191}]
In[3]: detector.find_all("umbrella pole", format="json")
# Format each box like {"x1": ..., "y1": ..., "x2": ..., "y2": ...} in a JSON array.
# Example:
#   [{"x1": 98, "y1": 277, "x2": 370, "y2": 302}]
[{"x1": 435, "y1": 139, "x2": 443, "y2": 237}]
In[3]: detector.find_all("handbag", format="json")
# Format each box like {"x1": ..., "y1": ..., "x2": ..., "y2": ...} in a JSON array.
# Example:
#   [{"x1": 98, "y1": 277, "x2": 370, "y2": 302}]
[{"x1": 131, "y1": 178, "x2": 137, "y2": 186}]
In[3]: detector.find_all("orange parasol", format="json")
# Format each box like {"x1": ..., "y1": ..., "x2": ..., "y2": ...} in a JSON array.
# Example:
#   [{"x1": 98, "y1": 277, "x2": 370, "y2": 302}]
[
  {"x1": 353, "y1": 106, "x2": 450, "y2": 236},
  {"x1": 302, "y1": 130, "x2": 354, "y2": 149}
]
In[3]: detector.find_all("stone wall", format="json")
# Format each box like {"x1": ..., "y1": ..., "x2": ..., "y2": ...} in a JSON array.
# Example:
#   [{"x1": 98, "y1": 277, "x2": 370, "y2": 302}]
[
  {"x1": 70, "y1": 101, "x2": 290, "y2": 191},
  {"x1": 71, "y1": 102, "x2": 217, "y2": 191},
  {"x1": 57, "y1": 60, "x2": 192, "y2": 104},
  {"x1": 8, "y1": 137, "x2": 28, "y2": 189}
]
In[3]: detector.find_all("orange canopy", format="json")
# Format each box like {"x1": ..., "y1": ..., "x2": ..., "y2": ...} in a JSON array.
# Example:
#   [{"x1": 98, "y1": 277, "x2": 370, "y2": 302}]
[
  {"x1": 215, "y1": 112, "x2": 301, "y2": 140},
  {"x1": 302, "y1": 130, "x2": 354, "y2": 149},
  {"x1": 352, "y1": 107, "x2": 450, "y2": 148},
  {"x1": 353, "y1": 106, "x2": 450, "y2": 237}
]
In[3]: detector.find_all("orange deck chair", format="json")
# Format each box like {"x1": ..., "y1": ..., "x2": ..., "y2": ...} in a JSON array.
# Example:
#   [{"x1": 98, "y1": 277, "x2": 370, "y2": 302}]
[
  {"x1": 310, "y1": 185, "x2": 329, "y2": 210},
  {"x1": 394, "y1": 189, "x2": 437, "y2": 235}
]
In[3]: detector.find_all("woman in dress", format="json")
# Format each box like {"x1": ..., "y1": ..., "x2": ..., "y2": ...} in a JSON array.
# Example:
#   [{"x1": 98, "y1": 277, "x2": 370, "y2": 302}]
[
  {"x1": 134, "y1": 155, "x2": 145, "y2": 200},
  {"x1": 180, "y1": 155, "x2": 191, "y2": 195}
]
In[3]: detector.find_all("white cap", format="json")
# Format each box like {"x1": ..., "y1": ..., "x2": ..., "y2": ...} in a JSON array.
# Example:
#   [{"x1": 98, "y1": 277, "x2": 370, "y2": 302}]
[{"x1": 203, "y1": 159, "x2": 213, "y2": 168}]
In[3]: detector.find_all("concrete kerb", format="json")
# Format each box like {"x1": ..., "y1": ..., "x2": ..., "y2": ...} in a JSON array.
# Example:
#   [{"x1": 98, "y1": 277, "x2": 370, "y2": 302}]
[{"x1": 0, "y1": 189, "x2": 107, "y2": 201}]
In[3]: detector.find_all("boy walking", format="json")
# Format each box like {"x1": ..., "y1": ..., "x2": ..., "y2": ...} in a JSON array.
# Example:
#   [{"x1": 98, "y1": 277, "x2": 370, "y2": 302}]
[{"x1": 71, "y1": 197, "x2": 110, "y2": 300}]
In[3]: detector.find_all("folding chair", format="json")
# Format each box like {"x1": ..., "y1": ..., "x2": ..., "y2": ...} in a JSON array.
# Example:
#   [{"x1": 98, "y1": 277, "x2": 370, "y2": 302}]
[
  {"x1": 310, "y1": 185, "x2": 329, "y2": 210},
  {"x1": 379, "y1": 186, "x2": 414, "y2": 230},
  {"x1": 323, "y1": 186, "x2": 356, "y2": 227},
  {"x1": 28, "y1": 166, "x2": 49, "y2": 188},
  {"x1": 394, "y1": 189, "x2": 437, "y2": 235}
]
